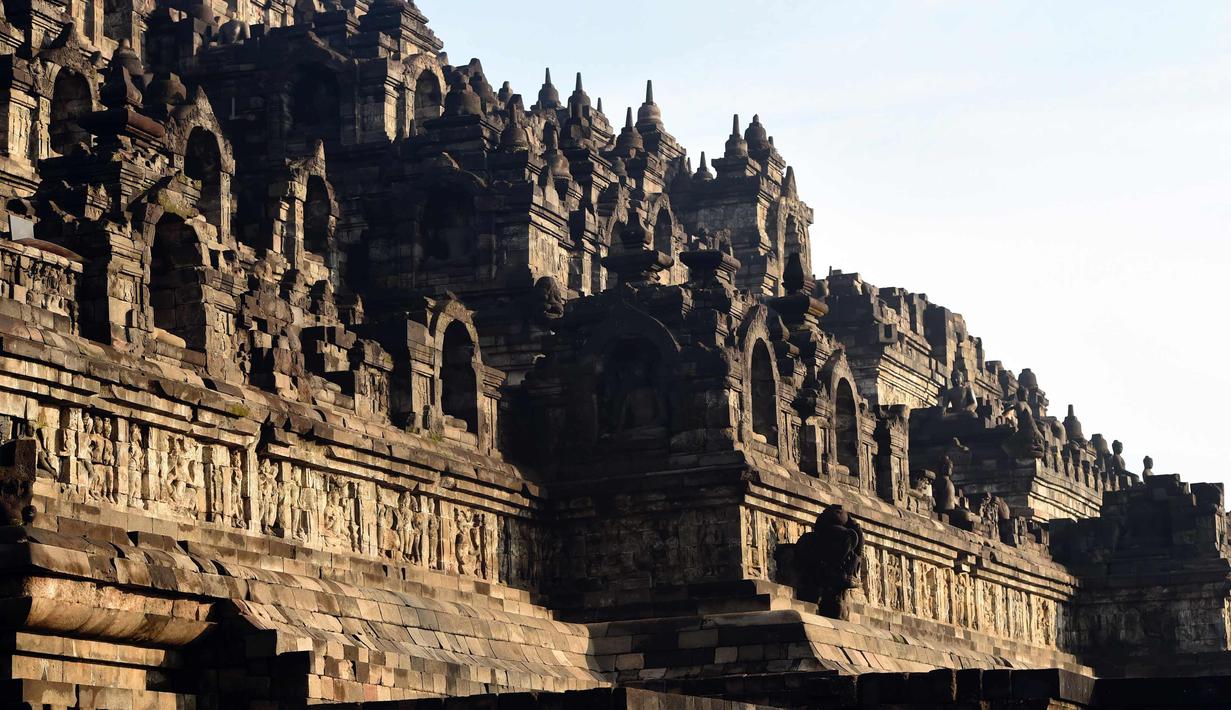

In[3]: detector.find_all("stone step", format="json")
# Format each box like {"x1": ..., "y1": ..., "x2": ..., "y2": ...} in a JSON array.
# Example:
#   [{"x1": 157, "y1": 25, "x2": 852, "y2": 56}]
[
  {"x1": 4, "y1": 677, "x2": 192, "y2": 710},
  {"x1": 32, "y1": 501, "x2": 564, "y2": 625},
  {"x1": 14, "y1": 510, "x2": 612, "y2": 702},
  {"x1": 556, "y1": 579, "x2": 818, "y2": 623},
  {"x1": 849, "y1": 603, "x2": 1092, "y2": 677},
  {"x1": 585, "y1": 602, "x2": 1095, "y2": 685}
]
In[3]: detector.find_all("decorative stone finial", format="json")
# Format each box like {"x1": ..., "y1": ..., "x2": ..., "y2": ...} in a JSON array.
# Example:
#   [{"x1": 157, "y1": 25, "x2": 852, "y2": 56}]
[
  {"x1": 637, "y1": 80, "x2": 663, "y2": 127},
  {"x1": 444, "y1": 73, "x2": 482, "y2": 117},
  {"x1": 537, "y1": 67, "x2": 560, "y2": 109},
  {"x1": 694, "y1": 151, "x2": 714, "y2": 181},
  {"x1": 100, "y1": 62, "x2": 143, "y2": 110},
  {"x1": 614, "y1": 107, "x2": 644, "y2": 157},
  {"x1": 1064, "y1": 404, "x2": 1085, "y2": 442},
  {"x1": 745, "y1": 113, "x2": 770, "y2": 151},
  {"x1": 542, "y1": 123, "x2": 569, "y2": 177},
  {"x1": 725, "y1": 114, "x2": 748, "y2": 158},
  {"x1": 568, "y1": 72, "x2": 590, "y2": 113},
  {"x1": 499, "y1": 96, "x2": 530, "y2": 151}
]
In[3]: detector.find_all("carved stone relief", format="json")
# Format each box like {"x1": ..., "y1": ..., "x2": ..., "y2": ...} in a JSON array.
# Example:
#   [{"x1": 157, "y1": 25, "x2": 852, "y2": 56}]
[
  {"x1": 853, "y1": 542, "x2": 1059, "y2": 649},
  {"x1": 229, "y1": 448, "x2": 248, "y2": 528}
]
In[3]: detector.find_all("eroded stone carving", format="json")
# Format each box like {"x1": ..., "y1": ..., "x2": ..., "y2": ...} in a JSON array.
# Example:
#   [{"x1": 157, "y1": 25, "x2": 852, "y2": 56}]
[
  {"x1": 257, "y1": 459, "x2": 277, "y2": 534},
  {"x1": 166, "y1": 435, "x2": 200, "y2": 516},
  {"x1": 229, "y1": 449, "x2": 247, "y2": 528},
  {"x1": 128, "y1": 424, "x2": 146, "y2": 507},
  {"x1": 25, "y1": 421, "x2": 58, "y2": 480}
]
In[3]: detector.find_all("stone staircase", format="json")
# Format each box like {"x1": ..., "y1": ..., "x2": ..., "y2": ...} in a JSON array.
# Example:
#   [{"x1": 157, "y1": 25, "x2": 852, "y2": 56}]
[
  {"x1": 0, "y1": 494, "x2": 611, "y2": 708},
  {"x1": 567, "y1": 578, "x2": 1092, "y2": 700}
]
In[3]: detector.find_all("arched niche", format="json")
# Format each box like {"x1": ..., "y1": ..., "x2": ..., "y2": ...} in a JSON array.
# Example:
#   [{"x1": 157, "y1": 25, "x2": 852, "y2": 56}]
[
  {"x1": 418, "y1": 188, "x2": 475, "y2": 264},
  {"x1": 184, "y1": 128, "x2": 224, "y2": 232},
  {"x1": 784, "y1": 214, "x2": 802, "y2": 254},
  {"x1": 737, "y1": 305, "x2": 787, "y2": 447},
  {"x1": 440, "y1": 320, "x2": 479, "y2": 433},
  {"x1": 413, "y1": 70, "x2": 442, "y2": 135},
  {"x1": 289, "y1": 64, "x2": 340, "y2": 141},
  {"x1": 587, "y1": 218, "x2": 624, "y2": 294},
  {"x1": 750, "y1": 340, "x2": 778, "y2": 444},
  {"x1": 597, "y1": 337, "x2": 667, "y2": 434},
  {"x1": 834, "y1": 378, "x2": 860, "y2": 475},
  {"x1": 49, "y1": 69, "x2": 91, "y2": 156},
  {"x1": 150, "y1": 215, "x2": 206, "y2": 351},
  {"x1": 303, "y1": 174, "x2": 334, "y2": 255},
  {"x1": 653, "y1": 209, "x2": 674, "y2": 255}
]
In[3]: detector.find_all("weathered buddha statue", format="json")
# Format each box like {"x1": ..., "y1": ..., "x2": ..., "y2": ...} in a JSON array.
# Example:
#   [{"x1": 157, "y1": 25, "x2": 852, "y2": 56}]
[
  {"x1": 941, "y1": 366, "x2": 977, "y2": 414},
  {"x1": 601, "y1": 354, "x2": 663, "y2": 434},
  {"x1": 620, "y1": 365, "x2": 661, "y2": 429},
  {"x1": 217, "y1": 14, "x2": 251, "y2": 45},
  {"x1": 531, "y1": 276, "x2": 566, "y2": 324},
  {"x1": 1110, "y1": 440, "x2": 1127, "y2": 476},
  {"x1": 1004, "y1": 388, "x2": 1046, "y2": 459},
  {"x1": 933, "y1": 455, "x2": 958, "y2": 513},
  {"x1": 792, "y1": 505, "x2": 864, "y2": 619}
]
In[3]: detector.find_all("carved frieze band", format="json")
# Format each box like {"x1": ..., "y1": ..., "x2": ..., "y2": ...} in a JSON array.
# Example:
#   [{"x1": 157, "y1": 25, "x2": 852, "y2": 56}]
[
  {"x1": 742, "y1": 507, "x2": 1061, "y2": 648},
  {"x1": 0, "y1": 399, "x2": 542, "y2": 589}
]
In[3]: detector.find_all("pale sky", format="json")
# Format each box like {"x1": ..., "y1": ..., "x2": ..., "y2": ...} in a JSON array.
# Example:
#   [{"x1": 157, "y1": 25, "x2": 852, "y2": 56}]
[{"x1": 419, "y1": 1, "x2": 1231, "y2": 494}]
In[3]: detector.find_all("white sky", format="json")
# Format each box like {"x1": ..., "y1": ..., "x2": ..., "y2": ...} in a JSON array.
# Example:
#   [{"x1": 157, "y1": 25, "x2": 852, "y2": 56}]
[{"x1": 418, "y1": 0, "x2": 1231, "y2": 492}]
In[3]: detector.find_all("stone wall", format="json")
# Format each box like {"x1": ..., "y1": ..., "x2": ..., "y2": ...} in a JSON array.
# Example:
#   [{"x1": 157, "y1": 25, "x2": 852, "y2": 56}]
[
  {"x1": 742, "y1": 471, "x2": 1075, "y2": 663},
  {"x1": 0, "y1": 1, "x2": 1223, "y2": 708}
]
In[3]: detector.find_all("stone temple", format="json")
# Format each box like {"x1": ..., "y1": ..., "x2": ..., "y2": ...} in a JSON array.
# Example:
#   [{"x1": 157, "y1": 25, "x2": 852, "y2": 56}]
[{"x1": 0, "y1": 1, "x2": 1225, "y2": 708}]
